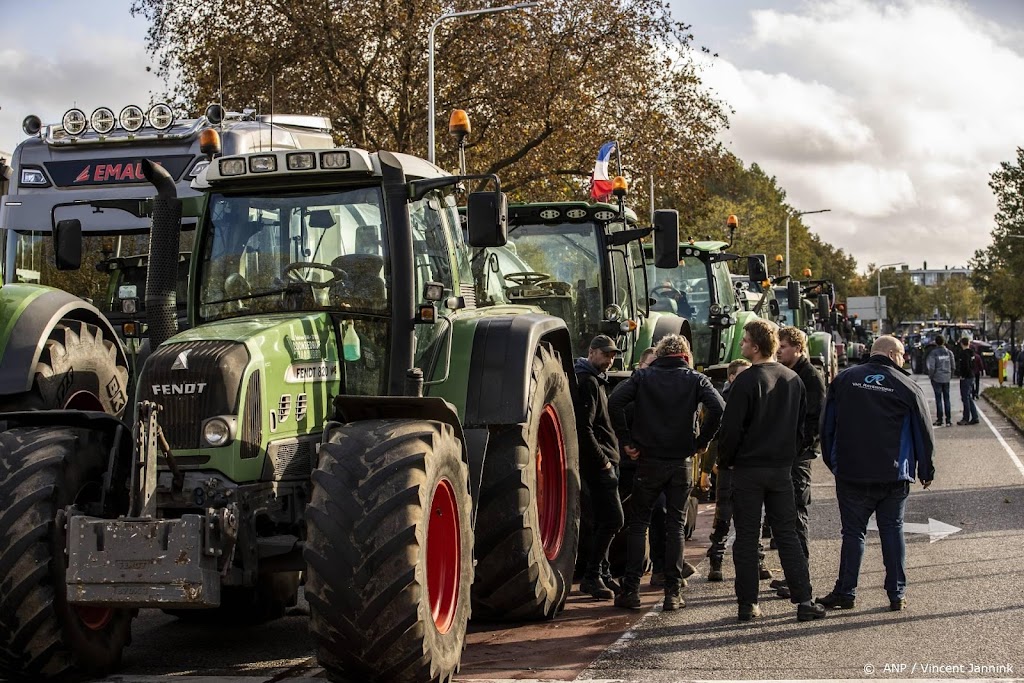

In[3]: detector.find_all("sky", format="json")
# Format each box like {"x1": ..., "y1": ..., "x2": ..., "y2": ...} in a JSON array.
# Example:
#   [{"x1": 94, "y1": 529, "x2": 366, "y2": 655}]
[{"x1": 3, "y1": 0, "x2": 1024, "y2": 272}]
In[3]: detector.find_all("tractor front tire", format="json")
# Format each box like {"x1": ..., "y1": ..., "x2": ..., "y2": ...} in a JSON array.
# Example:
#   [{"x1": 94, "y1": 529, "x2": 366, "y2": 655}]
[
  {"x1": 472, "y1": 344, "x2": 581, "y2": 621},
  {"x1": 305, "y1": 420, "x2": 473, "y2": 683},
  {"x1": 0, "y1": 426, "x2": 133, "y2": 681},
  {"x1": 0, "y1": 320, "x2": 129, "y2": 417}
]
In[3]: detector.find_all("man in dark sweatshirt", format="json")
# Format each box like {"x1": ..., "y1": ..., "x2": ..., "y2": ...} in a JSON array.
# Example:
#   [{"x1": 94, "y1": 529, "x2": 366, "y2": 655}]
[
  {"x1": 718, "y1": 319, "x2": 826, "y2": 623},
  {"x1": 574, "y1": 334, "x2": 624, "y2": 600},
  {"x1": 608, "y1": 334, "x2": 724, "y2": 612}
]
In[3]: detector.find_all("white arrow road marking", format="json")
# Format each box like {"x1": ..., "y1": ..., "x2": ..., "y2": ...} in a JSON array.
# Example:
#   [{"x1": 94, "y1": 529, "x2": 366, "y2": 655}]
[{"x1": 867, "y1": 514, "x2": 961, "y2": 543}]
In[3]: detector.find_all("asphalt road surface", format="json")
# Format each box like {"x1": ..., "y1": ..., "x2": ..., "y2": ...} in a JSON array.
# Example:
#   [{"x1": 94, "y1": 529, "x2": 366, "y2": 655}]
[{"x1": 97, "y1": 376, "x2": 1024, "y2": 683}]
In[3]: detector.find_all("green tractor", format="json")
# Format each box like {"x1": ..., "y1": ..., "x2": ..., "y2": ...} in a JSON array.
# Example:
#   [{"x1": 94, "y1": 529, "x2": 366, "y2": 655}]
[
  {"x1": 776, "y1": 276, "x2": 840, "y2": 382},
  {"x1": 0, "y1": 146, "x2": 585, "y2": 682}
]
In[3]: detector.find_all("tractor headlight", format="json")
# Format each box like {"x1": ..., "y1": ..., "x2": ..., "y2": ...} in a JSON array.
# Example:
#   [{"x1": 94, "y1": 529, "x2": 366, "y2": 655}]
[
  {"x1": 249, "y1": 154, "x2": 277, "y2": 173},
  {"x1": 219, "y1": 158, "x2": 246, "y2": 176},
  {"x1": 202, "y1": 417, "x2": 233, "y2": 447}
]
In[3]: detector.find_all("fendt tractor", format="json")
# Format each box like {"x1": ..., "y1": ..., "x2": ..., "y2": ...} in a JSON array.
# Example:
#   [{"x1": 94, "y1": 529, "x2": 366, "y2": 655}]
[
  {"x1": 774, "y1": 275, "x2": 840, "y2": 382},
  {"x1": 643, "y1": 216, "x2": 780, "y2": 385},
  {"x1": 0, "y1": 103, "x2": 335, "y2": 410},
  {"x1": 489, "y1": 196, "x2": 686, "y2": 367},
  {"x1": 0, "y1": 131, "x2": 673, "y2": 681}
]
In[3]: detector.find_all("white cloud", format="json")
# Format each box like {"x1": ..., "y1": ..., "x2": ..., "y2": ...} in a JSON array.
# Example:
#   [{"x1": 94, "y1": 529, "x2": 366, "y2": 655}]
[{"x1": 693, "y1": 0, "x2": 1024, "y2": 270}]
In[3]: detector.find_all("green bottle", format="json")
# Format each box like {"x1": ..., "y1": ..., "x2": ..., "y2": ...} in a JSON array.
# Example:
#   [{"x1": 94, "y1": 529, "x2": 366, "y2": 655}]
[{"x1": 343, "y1": 321, "x2": 361, "y2": 361}]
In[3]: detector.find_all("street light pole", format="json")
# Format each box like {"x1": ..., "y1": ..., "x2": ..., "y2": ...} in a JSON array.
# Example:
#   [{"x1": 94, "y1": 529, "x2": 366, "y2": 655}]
[
  {"x1": 785, "y1": 208, "x2": 830, "y2": 277},
  {"x1": 427, "y1": 2, "x2": 538, "y2": 164},
  {"x1": 876, "y1": 262, "x2": 906, "y2": 333}
]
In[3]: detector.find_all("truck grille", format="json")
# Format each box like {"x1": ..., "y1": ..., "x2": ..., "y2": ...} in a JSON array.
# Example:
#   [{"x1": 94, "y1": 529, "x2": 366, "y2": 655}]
[{"x1": 139, "y1": 341, "x2": 249, "y2": 450}]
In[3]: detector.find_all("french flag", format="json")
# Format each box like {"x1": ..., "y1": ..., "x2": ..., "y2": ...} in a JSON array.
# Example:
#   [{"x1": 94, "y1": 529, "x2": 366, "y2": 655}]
[{"x1": 590, "y1": 141, "x2": 616, "y2": 201}]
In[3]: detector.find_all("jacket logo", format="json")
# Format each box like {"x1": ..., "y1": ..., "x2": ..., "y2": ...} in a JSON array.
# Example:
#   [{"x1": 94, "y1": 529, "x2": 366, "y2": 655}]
[
  {"x1": 864, "y1": 374, "x2": 885, "y2": 385},
  {"x1": 171, "y1": 349, "x2": 192, "y2": 371}
]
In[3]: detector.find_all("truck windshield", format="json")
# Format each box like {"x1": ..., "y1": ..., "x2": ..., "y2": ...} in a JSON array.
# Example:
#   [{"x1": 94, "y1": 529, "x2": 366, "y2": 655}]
[
  {"x1": 647, "y1": 257, "x2": 714, "y2": 367},
  {"x1": 9, "y1": 229, "x2": 193, "y2": 316},
  {"x1": 198, "y1": 187, "x2": 389, "y2": 322}
]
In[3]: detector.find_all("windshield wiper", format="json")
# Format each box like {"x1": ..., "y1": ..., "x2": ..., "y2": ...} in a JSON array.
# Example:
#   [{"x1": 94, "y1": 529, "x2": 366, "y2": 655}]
[{"x1": 203, "y1": 284, "x2": 301, "y2": 307}]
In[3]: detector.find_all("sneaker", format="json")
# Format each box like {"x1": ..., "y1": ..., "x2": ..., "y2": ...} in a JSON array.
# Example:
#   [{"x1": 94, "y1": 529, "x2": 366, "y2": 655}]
[
  {"x1": 816, "y1": 592, "x2": 856, "y2": 610},
  {"x1": 945, "y1": 421, "x2": 952, "y2": 427},
  {"x1": 738, "y1": 603, "x2": 762, "y2": 622},
  {"x1": 758, "y1": 562, "x2": 774, "y2": 580},
  {"x1": 649, "y1": 572, "x2": 665, "y2": 587},
  {"x1": 956, "y1": 419, "x2": 969, "y2": 426},
  {"x1": 580, "y1": 577, "x2": 614, "y2": 600},
  {"x1": 769, "y1": 579, "x2": 788, "y2": 590},
  {"x1": 797, "y1": 601, "x2": 827, "y2": 621},
  {"x1": 602, "y1": 576, "x2": 622, "y2": 595},
  {"x1": 776, "y1": 586, "x2": 792, "y2": 599},
  {"x1": 889, "y1": 597, "x2": 907, "y2": 611},
  {"x1": 933, "y1": 418, "x2": 943, "y2": 427},
  {"x1": 663, "y1": 591, "x2": 685, "y2": 611},
  {"x1": 614, "y1": 590, "x2": 642, "y2": 610},
  {"x1": 968, "y1": 419, "x2": 980, "y2": 425}
]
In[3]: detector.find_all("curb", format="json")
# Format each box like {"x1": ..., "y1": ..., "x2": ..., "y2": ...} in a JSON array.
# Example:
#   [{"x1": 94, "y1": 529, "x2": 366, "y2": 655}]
[{"x1": 981, "y1": 391, "x2": 1024, "y2": 438}]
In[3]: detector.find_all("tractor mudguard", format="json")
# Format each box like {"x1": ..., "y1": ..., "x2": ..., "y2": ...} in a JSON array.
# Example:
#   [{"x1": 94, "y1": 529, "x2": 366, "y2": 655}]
[
  {"x1": 0, "y1": 285, "x2": 128, "y2": 395},
  {"x1": 462, "y1": 313, "x2": 573, "y2": 427},
  {"x1": 652, "y1": 312, "x2": 691, "y2": 348}
]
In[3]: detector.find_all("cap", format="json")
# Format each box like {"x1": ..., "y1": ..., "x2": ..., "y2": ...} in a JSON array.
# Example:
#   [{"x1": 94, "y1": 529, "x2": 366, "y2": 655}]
[{"x1": 590, "y1": 334, "x2": 621, "y2": 354}]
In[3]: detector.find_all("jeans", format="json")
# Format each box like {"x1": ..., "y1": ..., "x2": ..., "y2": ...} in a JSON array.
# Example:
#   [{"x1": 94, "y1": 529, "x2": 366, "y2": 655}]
[
  {"x1": 931, "y1": 380, "x2": 951, "y2": 423},
  {"x1": 959, "y1": 378, "x2": 979, "y2": 422},
  {"x1": 623, "y1": 458, "x2": 691, "y2": 592},
  {"x1": 583, "y1": 464, "x2": 625, "y2": 581},
  {"x1": 731, "y1": 466, "x2": 812, "y2": 605},
  {"x1": 792, "y1": 459, "x2": 813, "y2": 559},
  {"x1": 833, "y1": 479, "x2": 910, "y2": 601}
]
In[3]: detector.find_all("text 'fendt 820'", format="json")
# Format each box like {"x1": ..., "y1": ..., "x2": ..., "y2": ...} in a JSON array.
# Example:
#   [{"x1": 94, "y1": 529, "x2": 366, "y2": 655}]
[{"x1": 0, "y1": 137, "x2": 585, "y2": 682}]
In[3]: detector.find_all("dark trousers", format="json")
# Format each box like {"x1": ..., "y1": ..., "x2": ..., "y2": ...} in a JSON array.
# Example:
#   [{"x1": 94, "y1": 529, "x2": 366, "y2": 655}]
[
  {"x1": 623, "y1": 458, "x2": 691, "y2": 592},
  {"x1": 833, "y1": 479, "x2": 910, "y2": 601},
  {"x1": 959, "y1": 378, "x2": 979, "y2": 422},
  {"x1": 792, "y1": 459, "x2": 813, "y2": 559},
  {"x1": 731, "y1": 466, "x2": 812, "y2": 605},
  {"x1": 930, "y1": 380, "x2": 951, "y2": 423},
  {"x1": 707, "y1": 469, "x2": 734, "y2": 563},
  {"x1": 583, "y1": 464, "x2": 624, "y2": 581}
]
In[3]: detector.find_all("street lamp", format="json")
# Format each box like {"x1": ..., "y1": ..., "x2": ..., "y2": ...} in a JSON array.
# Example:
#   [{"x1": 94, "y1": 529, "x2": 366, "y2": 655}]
[
  {"x1": 785, "y1": 208, "x2": 830, "y2": 277},
  {"x1": 876, "y1": 262, "x2": 906, "y2": 332},
  {"x1": 427, "y1": 2, "x2": 538, "y2": 164}
]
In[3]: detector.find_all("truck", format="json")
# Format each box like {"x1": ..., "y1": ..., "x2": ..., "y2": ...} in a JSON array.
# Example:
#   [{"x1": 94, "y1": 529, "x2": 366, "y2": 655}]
[
  {"x1": 0, "y1": 140, "x2": 586, "y2": 682},
  {"x1": 0, "y1": 104, "x2": 334, "y2": 410}
]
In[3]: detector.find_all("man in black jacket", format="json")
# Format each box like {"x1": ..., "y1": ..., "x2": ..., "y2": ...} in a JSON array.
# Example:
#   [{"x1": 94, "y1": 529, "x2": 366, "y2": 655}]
[
  {"x1": 819, "y1": 335, "x2": 935, "y2": 611},
  {"x1": 956, "y1": 336, "x2": 980, "y2": 425},
  {"x1": 777, "y1": 327, "x2": 826, "y2": 563},
  {"x1": 718, "y1": 319, "x2": 826, "y2": 623},
  {"x1": 608, "y1": 334, "x2": 724, "y2": 612},
  {"x1": 574, "y1": 334, "x2": 624, "y2": 599}
]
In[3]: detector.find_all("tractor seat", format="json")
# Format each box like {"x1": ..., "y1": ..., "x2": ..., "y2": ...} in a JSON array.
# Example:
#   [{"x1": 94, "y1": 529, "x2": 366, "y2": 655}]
[{"x1": 331, "y1": 254, "x2": 386, "y2": 305}]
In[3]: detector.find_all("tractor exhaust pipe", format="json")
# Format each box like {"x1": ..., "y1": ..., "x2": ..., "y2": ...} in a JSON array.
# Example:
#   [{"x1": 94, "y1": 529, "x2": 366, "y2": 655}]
[{"x1": 142, "y1": 159, "x2": 182, "y2": 349}]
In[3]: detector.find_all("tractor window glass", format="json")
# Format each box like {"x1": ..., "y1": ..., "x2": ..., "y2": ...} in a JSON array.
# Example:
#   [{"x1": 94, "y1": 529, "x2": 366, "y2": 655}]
[
  {"x1": 411, "y1": 195, "x2": 455, "y2": 374},
  {"x1": 647, "y1": 256, "x2": 713, "y2": 367},
  {"x1": 198, "y1": 187, "x2": 389, "y2": 322}
]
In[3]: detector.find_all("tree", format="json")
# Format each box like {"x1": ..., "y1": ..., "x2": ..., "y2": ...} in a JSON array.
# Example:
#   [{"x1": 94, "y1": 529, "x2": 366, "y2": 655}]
[
  {"x1": 130, "y1": 0, "x2": 728, "y2": 215},
  {"x1": 928, "y1": 275, "x2": 981, "y2": 323}
]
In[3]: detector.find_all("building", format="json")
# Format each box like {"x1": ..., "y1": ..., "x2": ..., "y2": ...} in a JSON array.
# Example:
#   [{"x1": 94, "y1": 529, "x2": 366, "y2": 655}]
[{"x1": 906, "y1": 262, "x2": 971, "y2": 287}]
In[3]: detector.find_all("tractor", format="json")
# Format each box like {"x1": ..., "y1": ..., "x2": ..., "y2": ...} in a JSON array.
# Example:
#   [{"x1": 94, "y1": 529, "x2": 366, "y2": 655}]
[
  {"x1": 0, "y1": 140, "x2": 593, "y2": 682},
  {"x1": 775, "y1": 276, "x2": 840, "y2": 382}
]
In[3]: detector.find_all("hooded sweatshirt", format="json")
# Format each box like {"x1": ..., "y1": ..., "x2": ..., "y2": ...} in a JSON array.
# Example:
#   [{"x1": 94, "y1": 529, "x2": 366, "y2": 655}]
[
  {"x1": 574, "y1": 357, "x2": 619, "y2": 471},
  {"x1": 926, "y1": 345, "x2": 954, "y2": 384}
]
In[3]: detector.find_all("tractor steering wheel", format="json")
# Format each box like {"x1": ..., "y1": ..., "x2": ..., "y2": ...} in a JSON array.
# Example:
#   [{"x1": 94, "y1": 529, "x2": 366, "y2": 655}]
[
  {"x1": 651, "y1": 284, "x2": 683, "y2": 299},
  {"x1": 504, "y1": 271, "x2": 554, "y2": 288},
  {"x1": 283, "y1": 262, "x2": 348, "y2": 288}
]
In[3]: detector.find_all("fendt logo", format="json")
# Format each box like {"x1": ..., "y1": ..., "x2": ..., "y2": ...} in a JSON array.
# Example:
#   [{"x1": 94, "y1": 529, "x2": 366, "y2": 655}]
[
  {"x1": 171, "y1": 349, "x2": 192, "y2": 371},
  {"x1": 151, "y1": 383, "x2": 207, "y2": 395}
]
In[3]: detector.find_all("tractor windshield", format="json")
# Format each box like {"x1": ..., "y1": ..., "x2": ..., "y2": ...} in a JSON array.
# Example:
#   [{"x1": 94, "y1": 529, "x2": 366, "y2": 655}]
[
  {"x1": 198, "y1": 187, "x2": 389, "y2": 323},
  {"x1": 647, "y1": 256, "x2": 714, "y2": 368},
  {"x1": 503, "y1": 222, "x2": 604, "y2": 354}
]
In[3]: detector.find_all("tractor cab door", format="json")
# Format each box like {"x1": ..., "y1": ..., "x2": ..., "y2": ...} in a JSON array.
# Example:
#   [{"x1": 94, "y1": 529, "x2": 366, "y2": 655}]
[{"x1": 410, "y1": 193, "x2": 458, "y2": 380}]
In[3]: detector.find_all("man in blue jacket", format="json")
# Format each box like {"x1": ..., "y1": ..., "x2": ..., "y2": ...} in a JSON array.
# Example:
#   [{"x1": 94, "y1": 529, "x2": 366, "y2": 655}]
[{"x1": 818, "y1": 335, "x2": 935, "y2": 612}]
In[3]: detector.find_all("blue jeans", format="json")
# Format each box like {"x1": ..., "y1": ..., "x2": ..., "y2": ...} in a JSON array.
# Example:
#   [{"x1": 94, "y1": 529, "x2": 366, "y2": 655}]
[
  {"x1": 930, "y1": 380, "x2": 951, "y2": 422},
  {"x1": 959, "y1": 378, "x2": 978, "y2": 422},
  {"x1": 833, "y1": 479, "x2": 910, "y2": 601}
]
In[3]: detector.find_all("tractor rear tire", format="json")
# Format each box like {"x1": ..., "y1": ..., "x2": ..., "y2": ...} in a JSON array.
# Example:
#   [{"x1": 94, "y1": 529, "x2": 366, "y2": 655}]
[
  {"x1": 0, "y1": 320, "x2": 129, "y2": 418},
  {"x1": 0, "y1": 426, "x2": 133, "y2": 681},
  {"x1": 305, "y1": 420, "x2": 473, "y2": 683},
  {"x1": 472, "y1": 344, "x2": 580, "y2": 621}
]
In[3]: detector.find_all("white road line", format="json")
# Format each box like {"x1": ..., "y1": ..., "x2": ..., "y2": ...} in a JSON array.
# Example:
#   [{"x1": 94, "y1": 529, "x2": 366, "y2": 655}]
[{"x1": 977, "y1": 405, "x2": 1024, "y2": 479}]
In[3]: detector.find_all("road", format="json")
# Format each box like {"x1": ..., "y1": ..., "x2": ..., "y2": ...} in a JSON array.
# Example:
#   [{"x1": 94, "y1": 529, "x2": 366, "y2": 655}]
[{"x1": 98, "y1": 376, "x2": 1024, "y2": 682}]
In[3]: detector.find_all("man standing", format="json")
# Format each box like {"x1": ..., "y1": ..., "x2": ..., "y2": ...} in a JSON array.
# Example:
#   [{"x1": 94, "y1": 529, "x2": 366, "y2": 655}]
[
  {"x1": 776, "y1": 327, "x2": 826, "y2": 564},
  {"x1": 818, "y1": 335, "x2": 935, "y2": 611},
  {"x1": 718, "y1": 319, "x2": 826, "y2": 623},
  {"x1": 956, "y1": 336, "x2": 980, "y2": 425},
  {"x1": 608, "y1": 334, "x2": 724, "y2": 612},
  {"x1": 926, "y1": 335, "x2": 954, "y2": 427},
  {"x1": 574, "y1": 335, "x2": 624, "y2": 600}
]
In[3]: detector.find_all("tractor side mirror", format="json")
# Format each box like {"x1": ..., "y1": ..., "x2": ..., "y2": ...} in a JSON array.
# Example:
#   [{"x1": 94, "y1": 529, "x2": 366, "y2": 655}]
[
  {"x1": 818, "y1": 293, "x2": 831, "y2": 320},
  {"x1": 653, "y1": 209, "x2": 680, "y2": 269},
  {"x1": 747, "y1": 254, "x2": 768, "y2": 286},
  {"x1": 53, "y1": 219, "x2": 83, "y2": 271},
  {"x1": 787, "y1": 281, "x2": 801, "y2": 310},
  {"x1": 466, "y1": 191, "x2": 508, "y2": 247}
]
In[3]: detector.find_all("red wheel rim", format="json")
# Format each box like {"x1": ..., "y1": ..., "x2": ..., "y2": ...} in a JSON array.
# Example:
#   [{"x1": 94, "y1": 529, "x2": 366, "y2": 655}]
[
  {"x1": 63, "y1": 391, "x2": 104, "y2": 412},
  {"x1": 535, "y1": 404, "x2": 567, "y2": 560},
  {"x1": 75, "y1": 605, "x2": 113, "y2": 631},
  {"x1": 426, "y1": 478, "x2": 461, "y2": 635}
]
